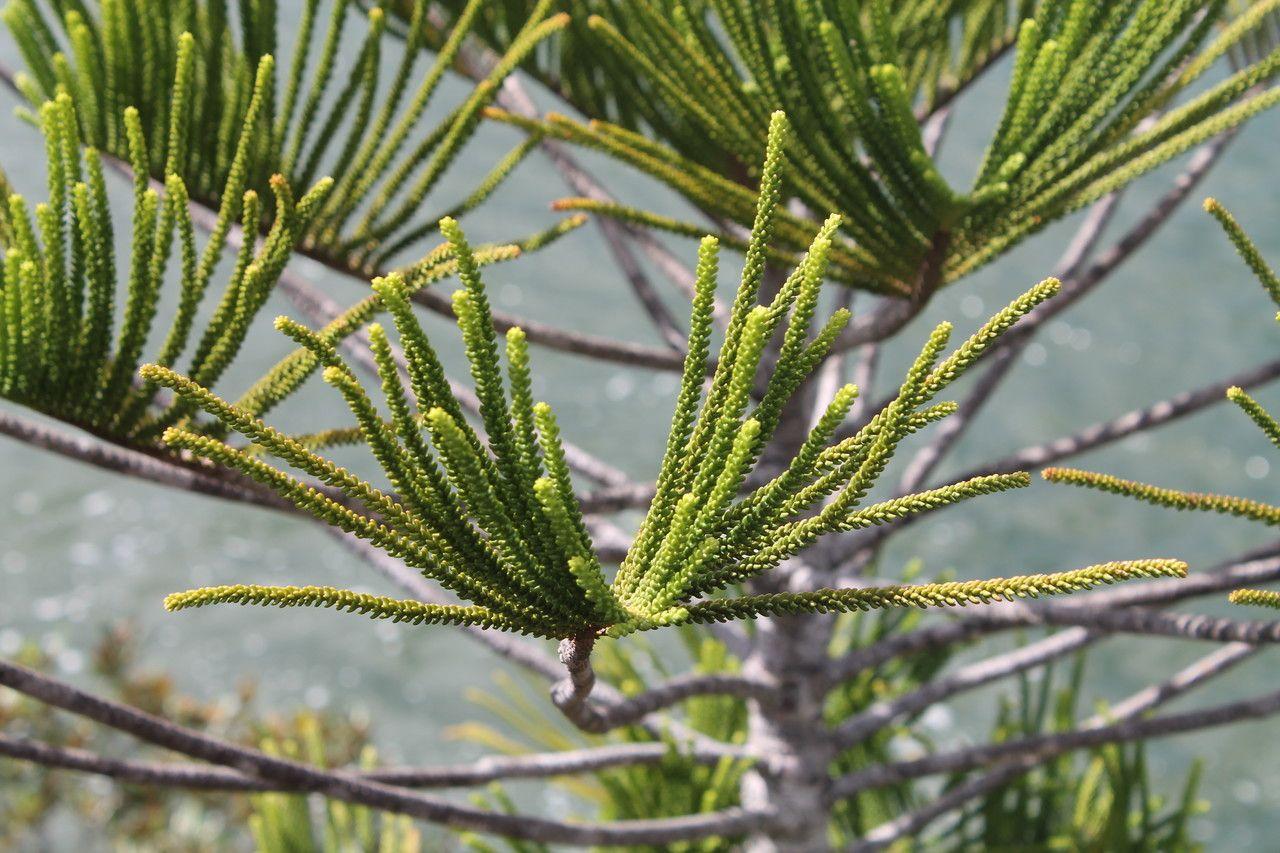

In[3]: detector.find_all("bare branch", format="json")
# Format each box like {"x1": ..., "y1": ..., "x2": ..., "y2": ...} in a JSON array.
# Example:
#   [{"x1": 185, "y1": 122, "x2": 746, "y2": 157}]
[
  {"x1": 409, "y1": 284, "x2": 684, "y2": 370},
  {"x1": 0, "y1": 408, "x2": 289, "y2": 512},
  {"x1": 0, "y1": 735, "x2": 737, "y2": 791},
  {"x1": 0, "y1": 734, "x2": 275, "y2": 791},
  {"x1": 831, "y1": 671, "x2": 1280, "y2": 800},
  {"x1": 368, "y1": 741, "x2": 732, "y2": 786},
  {"x1": 832, "y1": 628, "x2": 1097, "y2": 750},
  {"x1": 579, "y1": 480, "x2": 660, "y2": 514},
  {"x1": 548, "y1": 633, "x2": 776, "y2": 739},
  {"x1": 921, "y1": 107, "x2": 952, "y2": 159},
  {"x1": 0, "y1": 657, "x2": 768, "y2": 845},
  {"x1": 957, "y1": 354, "x2": 1280, "y2": 479}
]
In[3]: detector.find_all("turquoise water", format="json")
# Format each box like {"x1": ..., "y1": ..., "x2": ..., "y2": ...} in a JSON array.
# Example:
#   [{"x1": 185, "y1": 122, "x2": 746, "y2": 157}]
[{"x1": 2, "y1": 16, "x2": 1280, "y2": 849}]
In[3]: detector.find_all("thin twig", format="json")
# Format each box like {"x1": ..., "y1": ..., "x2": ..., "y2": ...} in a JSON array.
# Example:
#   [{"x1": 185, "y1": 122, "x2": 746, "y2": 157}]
[
  {"x1": 0, "y1": 735, "x2": 733, "y2": 791},
  {"x1": 958, "y1": 354, "x2": 1280, "y2": 479},
  {"x1": 0, "y1": 408, "x2": 288, "y2": 511},
  {"x1": 831, "y1": 628, "x2": 1097, "y2": 750}
]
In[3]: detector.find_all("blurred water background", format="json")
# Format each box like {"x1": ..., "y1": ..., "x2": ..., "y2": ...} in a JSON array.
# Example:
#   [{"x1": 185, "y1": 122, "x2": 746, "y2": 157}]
[{"x1": 2, "y1": 8, "x2": 1280, "y2": 848}]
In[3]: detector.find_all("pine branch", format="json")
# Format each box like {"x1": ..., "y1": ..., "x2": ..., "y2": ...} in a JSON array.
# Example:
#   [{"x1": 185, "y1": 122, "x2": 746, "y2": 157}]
[
  {"x1": 163, "y1": 584, "x2": 525, "y2": 632},
  {"x1": 675, "y1": 561, "x2": 1186, "y2": 625},
  {"x1": 130, "y1": 136, "x2": 1179, "y2": 643},
  {"x1": 1229, "y1": 588, "x2": 1280, "y2": 608}
]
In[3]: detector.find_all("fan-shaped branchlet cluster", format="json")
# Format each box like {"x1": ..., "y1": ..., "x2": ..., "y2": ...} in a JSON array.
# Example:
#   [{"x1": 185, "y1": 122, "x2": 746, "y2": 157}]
[
  {"x1": 155, "y1": 130, "x2": 1188, "y2": 640},
  {"x1": 6, "y1": 0, "x2": 574, "y2": 274},
  {"x1": 1045, "y1": 198, "x2": 1280, "y2": 609},
  {"x1": 481, "y1": 1, "x2": 1280, "y2": 294}
]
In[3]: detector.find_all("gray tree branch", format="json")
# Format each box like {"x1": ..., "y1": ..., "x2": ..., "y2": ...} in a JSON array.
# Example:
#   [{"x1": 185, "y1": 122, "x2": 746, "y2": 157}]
[{"x1": 0, "y1": 657, "x2": 768, "y2": 845}]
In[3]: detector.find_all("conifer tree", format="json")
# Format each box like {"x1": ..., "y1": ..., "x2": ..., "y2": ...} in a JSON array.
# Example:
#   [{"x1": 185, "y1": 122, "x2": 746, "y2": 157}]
[{"x1": 1, "y1": 2, "x2": 1279, "y2": 850}]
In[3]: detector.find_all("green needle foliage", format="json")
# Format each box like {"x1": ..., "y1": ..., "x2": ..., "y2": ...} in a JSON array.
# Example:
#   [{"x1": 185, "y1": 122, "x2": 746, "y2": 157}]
[
  {"x1": 477, "y1": 1, "x2": 1280, "y2": 294},
  {"x1": 1045, "y1": 197, "x2": 1280, "y2": 610},
  {"x1": 152, "y1": 140, "x2": 1185, "y2": 640},
  {"x1": 0, "y1": 82, "x2": 566, "y2": 449},
  {"x1": 0, "y1": 86, "x2": 330, "y2": 441},
  {"x1": 0, "y1": 3, "x2": 585, "y2": 449},
  {"x1": 6, "y1": 0, "x2": 571, "y2": 274}
]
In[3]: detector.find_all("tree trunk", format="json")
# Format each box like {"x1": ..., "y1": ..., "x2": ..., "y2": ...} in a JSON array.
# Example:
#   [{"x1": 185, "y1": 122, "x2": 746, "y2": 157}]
[
  {"x1": 741, "y1": 261, "x2": 836, "y2": 850},
  {"x1": 741, "y1": 610, "x2": 837, "y2": 851}
]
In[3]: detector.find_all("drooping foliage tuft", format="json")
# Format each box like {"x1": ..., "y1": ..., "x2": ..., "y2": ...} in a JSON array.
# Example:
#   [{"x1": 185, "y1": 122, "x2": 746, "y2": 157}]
[
  {"x1": 476, "y1": 1, "x2": 1280, "y2": 294},
  {"x1": 5, "y1": 0, "x2": 572, "y2": 274},
  {"x1": 152, "y1": 140, "x2": 1186, "y2": 640}
]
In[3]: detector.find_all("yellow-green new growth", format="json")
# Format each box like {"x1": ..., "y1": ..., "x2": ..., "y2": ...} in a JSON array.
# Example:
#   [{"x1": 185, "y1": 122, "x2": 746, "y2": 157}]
[
  {"x1": 152, "y1": 151, "x2": 1187, "y2": 640},
  {"x1": 164, "y1": 585, "x2": 524, "y2": 632},
  {"x1": 1227, "y1": 589, "x2": 1280, "y2": 609},
  {"x1": 1043, "y1": 467, "x2": 1280, "y2": 526}
]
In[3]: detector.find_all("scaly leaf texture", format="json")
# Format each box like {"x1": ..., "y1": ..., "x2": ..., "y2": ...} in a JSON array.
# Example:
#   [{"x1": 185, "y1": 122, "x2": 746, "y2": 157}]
[
  {"x1": 674, "y1": 561, "x2": 1187, "y2": 625},
  {"x1": 1043, "y1": 467, "x2": 1280, "y2": 525},
  {"x1": 1228, "y1": 588, "x2": 1280, "y2": 609},
  {"x1": 154, "y1": 171, "x2": 1183, "y2": 638},
  {"x1": 4, "y1": 0, "x2": 572, "y2": 274},
  {"x1": 482, "y1": 2, "x2": 1280, "y2": 294}
]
